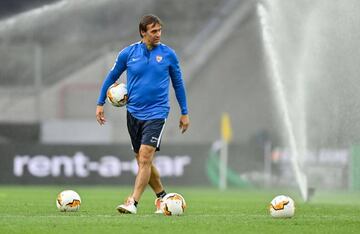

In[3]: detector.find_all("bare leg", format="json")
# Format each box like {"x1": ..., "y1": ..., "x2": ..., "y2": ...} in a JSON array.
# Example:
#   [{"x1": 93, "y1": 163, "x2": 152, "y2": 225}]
[
  {"x1": 149, "y1": 164, "x2": 164, "y2": 194},
  {"x1": 132, "y1": 144, "x2": 155, "y2": 202},
  {"x1": 135, "y1": 153, "x2": 164, "y2": 195}
]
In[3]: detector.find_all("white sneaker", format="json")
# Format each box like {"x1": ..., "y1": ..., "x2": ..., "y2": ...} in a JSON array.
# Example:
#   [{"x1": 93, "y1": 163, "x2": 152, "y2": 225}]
[
  {"x1": 154, "y1": 197, "x2": 163, "y2": 214},
  {"x1": 116, "y1": 197, "x2": 137, "y2": 214}
]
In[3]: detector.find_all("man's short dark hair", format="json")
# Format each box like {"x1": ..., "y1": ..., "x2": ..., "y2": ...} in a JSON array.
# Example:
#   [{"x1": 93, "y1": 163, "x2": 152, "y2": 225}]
[{"x1": 139, "y1": 14, "x2": 162, "y2": 38}]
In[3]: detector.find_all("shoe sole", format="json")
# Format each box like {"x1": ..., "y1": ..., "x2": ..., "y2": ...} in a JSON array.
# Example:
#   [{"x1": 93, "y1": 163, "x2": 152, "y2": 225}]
[{"x1": 116, "y1": 207, "x2": 134, "y2": 214}]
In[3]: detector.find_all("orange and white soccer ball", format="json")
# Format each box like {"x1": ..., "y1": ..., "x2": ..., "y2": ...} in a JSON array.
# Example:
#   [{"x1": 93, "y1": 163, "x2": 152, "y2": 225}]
[
  {"x1": 161, "y1": 193, "x2": 186, "y2": 216},
  {"x1": 107, "y1": 82, "x2": 127, "y2": 107},
  {"x1": 56, "y1": 190, "x2": 81, "y2": 212},
  {"x1": 269, "y1": 195, "x2": 295, "y2": 218}
]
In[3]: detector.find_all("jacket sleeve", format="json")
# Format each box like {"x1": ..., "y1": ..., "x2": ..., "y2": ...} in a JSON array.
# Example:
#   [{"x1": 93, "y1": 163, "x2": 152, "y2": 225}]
[
  {"x1": 169, "y1": 50, "x2": 188, "y2": 115},
  {"x1": 97, "y1": 48, "x2": 128, "y2": 105}
]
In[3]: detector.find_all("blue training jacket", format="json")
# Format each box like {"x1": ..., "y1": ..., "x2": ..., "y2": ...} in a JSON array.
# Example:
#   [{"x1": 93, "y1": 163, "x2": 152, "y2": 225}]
[{"x1": 97, "y1": 41, "x2": 188, "y2": 120}]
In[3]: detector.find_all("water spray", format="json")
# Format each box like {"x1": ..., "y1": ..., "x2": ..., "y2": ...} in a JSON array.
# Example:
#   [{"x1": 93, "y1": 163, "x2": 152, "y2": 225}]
[{"x1": 257, "y1": 2, "x2": 309, "y2": 201}]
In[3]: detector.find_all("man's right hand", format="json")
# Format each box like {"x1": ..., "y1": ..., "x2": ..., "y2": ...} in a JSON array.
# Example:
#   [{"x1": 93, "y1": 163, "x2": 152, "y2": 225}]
[{"x1": 96, "y1": 105, "x2": 106, "y2": 125}]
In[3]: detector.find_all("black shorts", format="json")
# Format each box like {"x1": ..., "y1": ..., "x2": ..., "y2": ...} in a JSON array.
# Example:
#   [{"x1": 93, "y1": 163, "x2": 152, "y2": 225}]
[{"x1": 127, "y1": 111, "x2": 166, "y2": 153}]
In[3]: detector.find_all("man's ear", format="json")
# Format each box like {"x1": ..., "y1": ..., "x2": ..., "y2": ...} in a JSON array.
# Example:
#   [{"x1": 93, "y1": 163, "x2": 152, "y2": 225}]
[{"x1": 141, "y1": 30, "x2": 146, "y2": 38}]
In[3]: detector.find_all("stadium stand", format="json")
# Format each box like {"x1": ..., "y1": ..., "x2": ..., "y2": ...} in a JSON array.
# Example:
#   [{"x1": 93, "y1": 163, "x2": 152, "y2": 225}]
[{"x1": 0, "y1": 0, "x2": 278, "y2": 144}]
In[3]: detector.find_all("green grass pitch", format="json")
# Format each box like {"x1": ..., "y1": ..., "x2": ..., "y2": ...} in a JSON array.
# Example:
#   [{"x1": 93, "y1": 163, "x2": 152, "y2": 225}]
[{"x1": 0, "y1": 186, "x2": 359, "y2": 234}]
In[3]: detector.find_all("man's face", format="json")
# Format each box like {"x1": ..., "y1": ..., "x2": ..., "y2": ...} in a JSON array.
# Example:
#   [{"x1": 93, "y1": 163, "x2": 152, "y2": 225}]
[{"x1": 142, "y1": 23, "x2": 162, "y2": 46}]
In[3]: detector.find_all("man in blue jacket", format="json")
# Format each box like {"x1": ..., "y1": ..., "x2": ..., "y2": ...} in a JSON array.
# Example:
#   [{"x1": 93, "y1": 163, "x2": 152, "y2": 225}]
[{"x1": 96, "y1": 14, "x2": 189, "y2": 214}]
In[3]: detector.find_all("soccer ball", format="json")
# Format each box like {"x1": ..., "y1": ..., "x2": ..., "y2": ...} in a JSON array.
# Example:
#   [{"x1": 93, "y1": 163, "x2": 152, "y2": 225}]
[
  {"x1": 269, "y1": 195, "x2": 295, "y2": 218},
  {"x1": 161, "y1": 193, "x2": 186, "y2": 216},
  {"x1": 107, "y1": 83, "x2": 127, "y2": 107},
  {"x1": 56, "y1": 190, "x2": 81, "y2": 212}
]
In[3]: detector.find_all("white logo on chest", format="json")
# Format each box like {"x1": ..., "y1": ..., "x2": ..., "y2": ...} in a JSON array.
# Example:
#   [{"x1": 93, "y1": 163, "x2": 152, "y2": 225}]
[{"x1": 156, "y1": 56, "x2": 163, "y2": 62}]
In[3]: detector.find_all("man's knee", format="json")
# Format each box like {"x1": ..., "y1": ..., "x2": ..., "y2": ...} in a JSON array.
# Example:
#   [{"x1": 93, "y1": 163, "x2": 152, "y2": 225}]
[{"x1": 138, "y1": 145, "x2": 155, "y2": 167}]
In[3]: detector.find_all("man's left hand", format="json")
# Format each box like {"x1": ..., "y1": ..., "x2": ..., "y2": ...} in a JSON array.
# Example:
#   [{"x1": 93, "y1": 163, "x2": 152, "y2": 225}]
[{"x1": 179, "y1": 114, "x2": 190, "y2": 134}]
